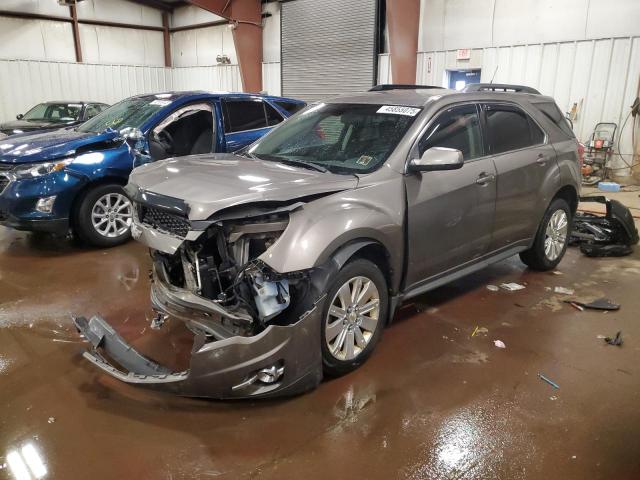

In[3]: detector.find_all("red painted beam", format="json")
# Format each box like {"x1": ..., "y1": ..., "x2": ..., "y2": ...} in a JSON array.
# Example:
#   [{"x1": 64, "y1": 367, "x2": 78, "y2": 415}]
[
  {"x1": 69, "y1": 5, "x2": 82, "y2": 63},
  {"x1": 386, "y1": 0, "x2": 420, "y2": 84},
  {"x1": 187, "y1": 0, "x2": 263, "y2": 92},
  {"x1": 162, "y1": 12, "x2": 171, "y2": 67}
]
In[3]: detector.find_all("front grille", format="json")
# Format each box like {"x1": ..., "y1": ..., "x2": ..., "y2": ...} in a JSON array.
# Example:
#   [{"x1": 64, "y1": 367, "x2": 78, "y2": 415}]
[{"x1": 138, "y1": 204, "x2": 190, "y2": 238}]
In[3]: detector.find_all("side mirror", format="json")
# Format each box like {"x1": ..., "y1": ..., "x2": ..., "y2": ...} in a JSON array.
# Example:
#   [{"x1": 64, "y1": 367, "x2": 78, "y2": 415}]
[
  {"x1": 409, "y1": 147, "x2": 464, "y2": 172},
  {"x1": 119, "y1": 127, "x2": 145, "y2": 149},
  {"x1": 120, "y1": 127, "x2": 144, "y2": 141},
  {"x1": 16, "y1": 114, "x2": 23, "y2": 120}
]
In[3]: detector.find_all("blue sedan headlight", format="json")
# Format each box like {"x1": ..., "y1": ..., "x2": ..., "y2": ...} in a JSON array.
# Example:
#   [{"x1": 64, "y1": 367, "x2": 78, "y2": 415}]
[{"x1": 13, "y1": 159, "x2": 73, "y2": 179}]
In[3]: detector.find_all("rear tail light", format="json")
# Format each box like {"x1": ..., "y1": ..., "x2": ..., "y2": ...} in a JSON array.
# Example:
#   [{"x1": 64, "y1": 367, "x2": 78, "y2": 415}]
[{"x1": 577, "y1": 142, "x2": 585, "y2": 167}]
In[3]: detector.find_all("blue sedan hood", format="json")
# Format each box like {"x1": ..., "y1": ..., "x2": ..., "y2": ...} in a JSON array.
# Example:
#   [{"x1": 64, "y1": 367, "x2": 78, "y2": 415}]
[{"x1": 0, "y1": 129, "x2": 120, "y2": 164}]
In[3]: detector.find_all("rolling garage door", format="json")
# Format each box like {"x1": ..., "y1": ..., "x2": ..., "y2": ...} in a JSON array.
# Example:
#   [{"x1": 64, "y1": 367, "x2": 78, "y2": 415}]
[{"x1": 281, "y1": 0, "x2": 378, "y2": 102}]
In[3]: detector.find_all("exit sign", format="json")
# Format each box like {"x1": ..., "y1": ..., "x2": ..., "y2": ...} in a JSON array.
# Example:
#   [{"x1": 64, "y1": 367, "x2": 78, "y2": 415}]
[{"x1": 456, "y1": 49, "x2": 471, "y2": 60}]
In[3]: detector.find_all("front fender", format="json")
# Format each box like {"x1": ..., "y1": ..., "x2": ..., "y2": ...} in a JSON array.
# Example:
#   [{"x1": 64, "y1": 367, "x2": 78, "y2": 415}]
[
  {"x1": 66, "y1": 144, "x2": 133, "y2": 181},
  {"x1": 260, "y1": 178, "x2": 405, "y2": 289}
]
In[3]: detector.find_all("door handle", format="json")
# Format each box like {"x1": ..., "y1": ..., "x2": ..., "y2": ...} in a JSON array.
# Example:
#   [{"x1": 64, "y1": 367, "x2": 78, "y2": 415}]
[
  {"x1": 536, "y1": 153, "x2": 547, "y2": 165},
  {"x1": 475, "y1": 172, "x2": 496, "y2": 185}
]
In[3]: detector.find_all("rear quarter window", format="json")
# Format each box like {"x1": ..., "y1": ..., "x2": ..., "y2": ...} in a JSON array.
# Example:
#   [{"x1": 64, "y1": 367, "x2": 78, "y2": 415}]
[
  {"x1": 274, "y1": 101, "x2": 307, "y2": 115},
  {"x1": 532, "y1": 101, "x2": 575, "y2": 138},
  {"x1": 222, "y1": 99, "x2": 268, "y2": 133}
]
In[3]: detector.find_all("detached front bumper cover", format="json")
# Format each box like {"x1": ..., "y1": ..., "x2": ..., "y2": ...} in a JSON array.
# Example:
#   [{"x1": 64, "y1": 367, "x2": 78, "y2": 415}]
[{"x1": 73, "y1": 307, "x2": 323, "y2": 399}]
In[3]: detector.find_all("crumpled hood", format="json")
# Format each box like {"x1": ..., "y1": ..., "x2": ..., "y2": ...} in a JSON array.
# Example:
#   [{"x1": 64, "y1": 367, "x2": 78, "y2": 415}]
[
  {"x1": 129, "y1": 154, "x2": 359, "y2": 220},
  {"x1": 0, "y1": 129, "x2": 118, "y2": 164}
]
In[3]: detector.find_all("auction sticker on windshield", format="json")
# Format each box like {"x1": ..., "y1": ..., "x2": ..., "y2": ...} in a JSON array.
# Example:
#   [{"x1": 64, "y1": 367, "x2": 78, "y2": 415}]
[
  {"x1": 377, "y1": 105, "x2": 421, "y2": 116},
  {"x1": 150, "y1": 99, "x2": 172, "y2": 107}
]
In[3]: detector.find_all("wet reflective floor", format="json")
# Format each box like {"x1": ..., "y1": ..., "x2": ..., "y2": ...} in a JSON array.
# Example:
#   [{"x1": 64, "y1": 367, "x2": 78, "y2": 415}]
[{"x1": 1, "y1": 227, "x2": 639, "y2": 479}]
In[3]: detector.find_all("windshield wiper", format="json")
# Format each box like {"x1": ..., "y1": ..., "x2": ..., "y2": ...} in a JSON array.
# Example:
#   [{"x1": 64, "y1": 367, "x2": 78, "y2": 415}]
[
  {"x1": 235, "y1": 147, "x2": 257, "y2": 159},
  {"x1": 257, "y1": 154, "x2": 327, "y2": 173}
]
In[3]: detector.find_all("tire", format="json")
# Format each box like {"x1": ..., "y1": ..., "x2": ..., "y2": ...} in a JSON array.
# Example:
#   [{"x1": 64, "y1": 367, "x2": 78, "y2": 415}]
[
  {"x1": 519, "y1": 198, "x2": 572, "y2": 271},
  {"x1": 321, "y1": 258, "x2": 388, "y2": 377},
  {"x1": 74, "y1": 183, "x2": 133, "y2": 248}
]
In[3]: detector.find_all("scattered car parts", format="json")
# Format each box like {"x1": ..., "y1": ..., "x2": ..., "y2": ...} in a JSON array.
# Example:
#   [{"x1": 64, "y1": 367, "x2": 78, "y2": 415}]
[
  {"x1": 570, "y1": 196, "x2": 639, "y2": 257},
  {"x1": 604, "y1": 331, "x2": 623, "y2": 346}
]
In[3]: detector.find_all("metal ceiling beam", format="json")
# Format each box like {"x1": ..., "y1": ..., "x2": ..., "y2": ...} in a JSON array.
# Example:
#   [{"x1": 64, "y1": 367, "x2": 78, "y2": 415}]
[
  {"x1": 69, "y1": 5, "x2": 83, "y2": 62},
  {"x1": 124, "y1": 0, "x2": 176, "y2": 12},
  {"x1": 162, "y1": 12, "x2": 172, "y2": 67},
  {"x1": 186, "y1": 0, "x2": 263, "y2": 92}
]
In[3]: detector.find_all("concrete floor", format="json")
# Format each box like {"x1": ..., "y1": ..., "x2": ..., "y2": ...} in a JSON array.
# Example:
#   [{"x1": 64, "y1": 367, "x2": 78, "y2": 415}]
[{"x1": 1, "y1": 191, "x2": 640, "y2": 479}]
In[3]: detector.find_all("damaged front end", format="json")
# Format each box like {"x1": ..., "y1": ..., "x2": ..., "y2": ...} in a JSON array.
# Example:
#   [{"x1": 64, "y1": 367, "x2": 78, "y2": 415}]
[{"x1": 74, "y1": 195, "x2": 331, "y2": 399}]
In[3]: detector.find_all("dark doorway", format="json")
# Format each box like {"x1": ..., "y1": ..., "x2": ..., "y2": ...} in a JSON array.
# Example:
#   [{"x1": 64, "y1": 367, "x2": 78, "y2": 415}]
[{"x1": 448, "y1": 69, "x2": 481, "y2": 90}]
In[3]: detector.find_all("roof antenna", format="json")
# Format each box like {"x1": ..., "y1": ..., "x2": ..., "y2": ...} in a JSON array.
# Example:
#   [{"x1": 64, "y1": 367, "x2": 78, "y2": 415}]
[{"x1": 490, "y1": 65, "x2": 498, "y2": 84}]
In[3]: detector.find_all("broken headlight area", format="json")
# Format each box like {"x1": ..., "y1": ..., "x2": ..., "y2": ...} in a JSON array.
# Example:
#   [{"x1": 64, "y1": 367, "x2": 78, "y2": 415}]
[
  {"x1": 150, "y1": 213, "x2": 312, "y2": 337},
  {"x1": 75, "y1": 207, "x2": 332, "y2": 398}
]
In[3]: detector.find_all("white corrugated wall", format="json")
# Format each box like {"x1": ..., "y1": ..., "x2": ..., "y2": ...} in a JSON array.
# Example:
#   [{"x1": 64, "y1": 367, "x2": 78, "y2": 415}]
[
  {"x1": 377, "y1": 54, "x2": 392, "y2": 85},
  {"x1": 416, "y1": 37, "x2": 640, "y2": 174},
  {"x1": 262, "y1": 62, "x2": 281, "y2": 96},
  {"x1": 0, "y1": 59, "x2": 242, "y2": 122},
  {"x1": 171, "y1": 64, "x2": 241, "y2": 92}
]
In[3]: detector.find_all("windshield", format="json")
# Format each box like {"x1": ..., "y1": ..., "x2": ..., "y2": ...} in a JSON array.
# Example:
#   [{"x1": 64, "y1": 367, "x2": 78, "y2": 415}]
[
  {"x1": 78, "y1": 97, "x2": 171, "y2": 134},
  {"x1": 23, "y1": 103, "x2": 82, "y2": 122},
  {"x1": 248, "y1": 103, "x2": 421, "y2": 174}
]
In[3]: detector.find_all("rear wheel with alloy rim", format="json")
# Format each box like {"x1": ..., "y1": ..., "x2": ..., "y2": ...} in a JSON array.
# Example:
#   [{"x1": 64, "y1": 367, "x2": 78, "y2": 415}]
[
  {"x1": 520, "y1": 197, "x2": 572, "y2": 271},
  {"x1": 544, "y1": 209, "x2": 569, "y2": 261},
  {"x1": 321, "y1": 258, "x2": 388, "y2": 376},
  {"x1": 75, "y1": 184, "x2": 133, "y2": 247}
]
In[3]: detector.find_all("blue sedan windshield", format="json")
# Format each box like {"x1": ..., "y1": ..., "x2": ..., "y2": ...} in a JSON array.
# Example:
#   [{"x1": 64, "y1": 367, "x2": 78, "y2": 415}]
[{"x1": 78, "y1": 97, "x2": 171, "y2": 133}]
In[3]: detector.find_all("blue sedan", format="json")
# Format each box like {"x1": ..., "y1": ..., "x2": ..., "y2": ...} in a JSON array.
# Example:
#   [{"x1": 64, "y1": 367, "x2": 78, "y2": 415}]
[{"x1": 0, "y1": 91, "x2": 305, "y2": 246}]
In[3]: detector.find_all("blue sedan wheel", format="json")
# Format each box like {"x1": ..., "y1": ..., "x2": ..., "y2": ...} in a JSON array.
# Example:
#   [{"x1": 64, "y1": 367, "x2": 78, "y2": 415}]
[
  {"x1": 75, "y1": 184, "x2": 133, "y2": 248},
  {"x1": 91, "y1": 192, "x2": 132, "y2": 238}
]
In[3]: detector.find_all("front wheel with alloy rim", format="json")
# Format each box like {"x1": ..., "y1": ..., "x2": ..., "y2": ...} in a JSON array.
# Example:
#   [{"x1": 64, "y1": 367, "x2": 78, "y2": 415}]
[
  {"x1": 75, "y1": 184, "x2": 133, "y2": 247},
  {"x1": 519, "y1": 197, "x2": 572, "y2": 271},
  {"x1": 321, "y1": 258, "x2": 388, "y2": 376}
]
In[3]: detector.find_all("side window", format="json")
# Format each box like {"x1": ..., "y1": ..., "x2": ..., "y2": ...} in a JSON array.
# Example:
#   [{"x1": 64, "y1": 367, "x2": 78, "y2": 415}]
[
  {"x1": 484, "y1": 105, "x2": 544, "y2": 154},
  {"x1": 418, "y1": 104, "x2": 483, "y2": 160},
  {"x1": 265, "y1": 102, "x2": 284, "y2": 126},
  {"x1": 223, "y1": 100, "x2": 268, "y2": 133},
  {"x1": 149, "y1": 102, "x2": 214, "y2": 160},
  {"x1": 275, "y1": 100, "x2": 306, "y2": 115},
  {"x1": 529, "y1": 118, "x2": 545, "y2": 145},
  {"x1": 85, "y1": 105, "x2": 100, "y2": 119},
  {"x1": 532, "y1": 101, "x2": 574, "y2": 138}
]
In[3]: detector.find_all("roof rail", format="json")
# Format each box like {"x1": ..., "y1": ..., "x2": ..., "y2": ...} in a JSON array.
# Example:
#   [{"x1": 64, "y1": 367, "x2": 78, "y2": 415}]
[
  {"x1": 369, "y1": 84, "x2": 444, "y2": 91},
  {"x1": 463, "y1": 83, "x2": 541, "y2": 94}
]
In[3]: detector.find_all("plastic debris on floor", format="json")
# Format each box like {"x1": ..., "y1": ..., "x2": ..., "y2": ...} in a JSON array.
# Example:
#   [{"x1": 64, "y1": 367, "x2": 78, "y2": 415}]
[
  {"x1": 554, "y1": 286, "x2": 575, "y2": 295},
  {"x1": 538, "y1": 373, "x2": 560, "y2": 389},
  {"x1": 493, "y1": 340, "x2": 506, "y2": 348},
  {"x1": 604, "y1": 331, "x2": 623, "y2": 346},
  {"x1": 486, "y1": 284, "x2": 499, "y2": 292},
  {"x1": 471, "y1": 326, "x2": 489, "y2": 337},
  {"x1": 500, "y1": 282, "x2": 526, "y2": 291},
  {"x1": 564, "y1": 298, "x2": 620, "y2": 312},
  {"x1": 565, "y1": 300, "x2": 585, "y2": 311}
]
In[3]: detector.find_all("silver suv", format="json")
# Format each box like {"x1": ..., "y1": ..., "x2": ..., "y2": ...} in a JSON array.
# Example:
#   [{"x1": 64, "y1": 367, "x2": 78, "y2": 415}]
[{"x1": 75, "y1": 84, "x2": 580, "y2": 399}]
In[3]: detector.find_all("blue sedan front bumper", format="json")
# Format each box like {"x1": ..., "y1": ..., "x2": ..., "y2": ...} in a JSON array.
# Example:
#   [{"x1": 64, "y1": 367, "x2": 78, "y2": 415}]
[{"x1": 0, "y1": 169, "x2": 85, "y2": 234}]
